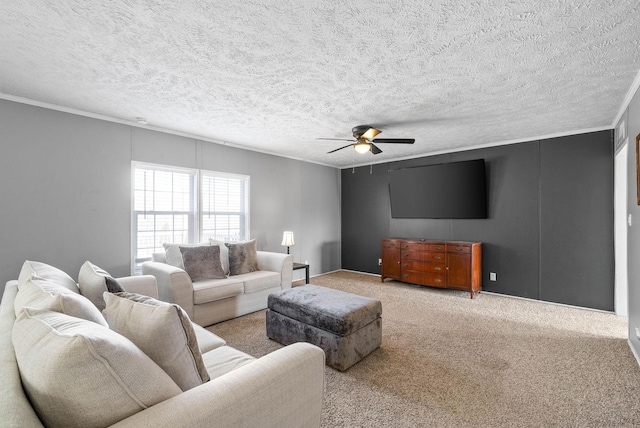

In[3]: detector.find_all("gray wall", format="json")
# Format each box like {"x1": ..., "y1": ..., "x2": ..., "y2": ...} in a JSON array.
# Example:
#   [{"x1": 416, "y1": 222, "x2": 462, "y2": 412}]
[
  {"x1": 0, "y1": 99, "x2": 341, "y2": 292},
  {"x1": 621, "y1": 86, "x2": 640, "y2": 361},
  {"x1": 341, "y1": 130, "x2": 614, "y2": 311}
]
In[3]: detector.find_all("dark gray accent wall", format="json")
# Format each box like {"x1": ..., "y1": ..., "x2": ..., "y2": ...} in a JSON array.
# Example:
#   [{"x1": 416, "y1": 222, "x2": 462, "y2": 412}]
[
  {"x1": 539, "y1": 134, "x2": 614, "y2": 310},
  {"x1": 342, "y1": 130, "x2": 614, "y2": 310},
  {"x1": 0, "y1": 99, "x2": 341, "y2": 292}
]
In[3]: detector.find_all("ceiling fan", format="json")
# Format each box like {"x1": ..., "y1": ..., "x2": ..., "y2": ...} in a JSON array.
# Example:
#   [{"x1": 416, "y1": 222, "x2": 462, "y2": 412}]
[{"x1": 319, "y1": 125, "x2": 415, "y2": 155}]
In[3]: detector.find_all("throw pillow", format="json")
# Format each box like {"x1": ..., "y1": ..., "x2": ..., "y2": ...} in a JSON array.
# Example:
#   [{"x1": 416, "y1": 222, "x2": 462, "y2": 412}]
[
  {"x1": 14, "y1": 276, "x2": 108, "y2": 326},
  {"x1": 163, "y1": 242, "x2": 210, "y2": 270},
  {"x1": 17, "y1": 260, "x2": 79, "y2": 293},
  {"x1": 103, "y1": 292, "x2": 210, "y2": 391},
  {"x1": 225, "y1": 239, "x2": 259, "y2": 276},
  {"x1": 179, "y1": 245, "x2": 226, "y2": 282},
  {"x1": 209, "y1": 239, "x2": 230, "y2": 275},
  {"x1": 12, "y1": 308, "x2": 181, "y2": 428},
  {"x1": 77, "y1": 261, "x2": 124, "y2": 311}
]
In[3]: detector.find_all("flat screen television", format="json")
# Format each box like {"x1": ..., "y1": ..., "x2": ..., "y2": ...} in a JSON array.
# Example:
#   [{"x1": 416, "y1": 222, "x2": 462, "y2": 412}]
[{"x1": 388, "y1": 159, "x2": 487, "y2": 219}]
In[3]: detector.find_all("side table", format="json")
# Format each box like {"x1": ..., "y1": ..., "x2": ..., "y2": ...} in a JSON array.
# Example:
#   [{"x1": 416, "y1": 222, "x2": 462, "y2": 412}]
[{"x1": 292, "y1": 262, "x2": 310, "y2": 284}]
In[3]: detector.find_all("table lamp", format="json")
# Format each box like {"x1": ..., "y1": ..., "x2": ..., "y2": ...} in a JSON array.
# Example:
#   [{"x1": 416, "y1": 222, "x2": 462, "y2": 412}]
[{"x1": 281, "y1": 231, "x2": 295, "y2": 254}]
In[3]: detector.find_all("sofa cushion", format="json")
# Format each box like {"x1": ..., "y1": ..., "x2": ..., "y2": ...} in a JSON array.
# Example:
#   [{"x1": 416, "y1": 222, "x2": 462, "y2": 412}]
[
  {"x1": 17, "y1": 260, "x2": 78, "y2": 293},
  {"x1": 192, "y1": 322, "x2": 227, "y2": 353},
  {"x1": 209, "y1": 239, "x2": 230, "y2": 274},
  {"x1": 103, "y1": 292, "x2": 210, "y2": 391},
  {"x1": 201, "y1": 345, "x2": 256, "y2": 380},
  {"x1": 14, "y1": 276, "x2": 107, "y2": 326},
  {"x1": 192, "y1": 277, "x2": 244, "y2": 304},
  {"x1": 225, "y1": 239, "x2": 259, "y2": 276},
  {"x1": 77, "y1": 261, "x2": 124, "y2": 311},
  {"x1": 180, "y1": 245, "x2": 226, "y2": 281},
  {"x1": 163, "y1": 242, "x2": 209, "y2": 270},
  {"x1": 236, "y1": 270, "x2": 282, "y2": 293},
  {"x1": 12, "y1": 308, "x2": 181, "y2": 428}
]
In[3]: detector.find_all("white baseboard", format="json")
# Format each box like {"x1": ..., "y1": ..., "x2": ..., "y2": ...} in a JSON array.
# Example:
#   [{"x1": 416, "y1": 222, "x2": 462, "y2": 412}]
[{"x1": 629, "y1": 339, "x2": 640, "y2": 367}]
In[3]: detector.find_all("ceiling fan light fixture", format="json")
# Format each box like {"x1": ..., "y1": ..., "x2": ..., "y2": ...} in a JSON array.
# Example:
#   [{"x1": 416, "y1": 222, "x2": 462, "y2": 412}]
[{"x1": 354, "y1": 141, "x2": 371, "y2": 153}]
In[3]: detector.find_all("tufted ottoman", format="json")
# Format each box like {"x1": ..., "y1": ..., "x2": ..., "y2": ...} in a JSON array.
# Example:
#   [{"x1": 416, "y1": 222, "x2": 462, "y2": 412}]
[{"x1": 266, "y1": 284, "x2": 382, "y2": 371}]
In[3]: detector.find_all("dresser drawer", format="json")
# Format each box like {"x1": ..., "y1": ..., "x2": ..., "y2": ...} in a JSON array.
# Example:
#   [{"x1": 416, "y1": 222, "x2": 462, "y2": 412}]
[
  {"x1": 401, "y1": 271, "x2": 424, "y2": 285},
  {"x1": 424, "y1": 262, "x2": 445, "y2": 273},
  {"x1": 423, "y1": 273, "x2": 446, "y2": 287},
  {"x1": 424, "y1": 252, "x2": 445, "y2": 262},
  {"x1": 447, "y1": 244, "x2": 471, "y2": 254},
  {"x1": 401, "y1": 241, "x2": 425, "y2": 251},
  {"x1": 383, "y1": 239, "x2": 401, "y2": 249},
  {"x1": 401, "y1": 249, "x2": 423, "y2": 261},
  {"x1": 401, "y1": 260, "x2": 428, "y2": 271},
  {"x1": 426, "y1": 243, "x2": 446, "y2": 252}
]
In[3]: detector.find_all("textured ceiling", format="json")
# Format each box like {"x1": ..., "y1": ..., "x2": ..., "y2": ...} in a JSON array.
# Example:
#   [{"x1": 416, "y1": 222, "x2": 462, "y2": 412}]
[{"x1": 1, "y1": 1, "x2": 639, "y2": 168}]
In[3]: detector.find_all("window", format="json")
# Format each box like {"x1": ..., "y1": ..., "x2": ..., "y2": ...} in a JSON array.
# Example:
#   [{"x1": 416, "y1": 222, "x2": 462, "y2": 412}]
[
  {"x1": 201, "y1": 171, "x2": 250, "y2": 242},
  {"x1": 131, "y1": 162, "x2": 249, "y2": 273}
]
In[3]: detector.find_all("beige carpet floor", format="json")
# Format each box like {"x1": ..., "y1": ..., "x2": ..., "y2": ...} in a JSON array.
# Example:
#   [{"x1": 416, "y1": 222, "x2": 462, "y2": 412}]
[{"x1": 207, "y1": 271, "x2": 640, "y2": 427}]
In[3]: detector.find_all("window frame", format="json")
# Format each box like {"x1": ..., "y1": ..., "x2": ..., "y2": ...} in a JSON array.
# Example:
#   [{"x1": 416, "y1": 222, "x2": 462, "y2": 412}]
[
  {"x1": 131, "y1": 162, "x2": 199, "y2": 274},
  {"x1": 131, "y1": 162, "x2": 250, "y2": 274}
]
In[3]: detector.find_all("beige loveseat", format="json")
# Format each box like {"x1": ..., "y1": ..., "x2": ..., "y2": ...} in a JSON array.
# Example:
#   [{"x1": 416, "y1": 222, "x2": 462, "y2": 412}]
[
  {"x1": 1, "y1": 261, "x2": 324, "y2": 428},
  {"x1": 142, "y1": 241, "x2": 293, "y2": 326}
]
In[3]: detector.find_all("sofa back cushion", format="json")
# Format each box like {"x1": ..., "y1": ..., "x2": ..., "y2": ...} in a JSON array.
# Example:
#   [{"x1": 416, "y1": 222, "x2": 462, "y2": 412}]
[
  {"x1": 14, "y1": 276, "x2": 107, "y2": 326},
  {"x1": 77, "y1": 261, "x2": 125, "y2": 311},
  {"x1": 103, "y1": 292, "x2": 210, "y2": 391},
  {"x1": 17, "y1": 260, "x2": 78, "y2": 293},
  {"x1": 12, "y1": 308, "x2": 181, "y2": 428},
  {"x1": 163, "y1": 242, "x2": 210, "y2": 270},
  {"x1": 209, "y1": 239, "x2": 231, "y2": 274}
]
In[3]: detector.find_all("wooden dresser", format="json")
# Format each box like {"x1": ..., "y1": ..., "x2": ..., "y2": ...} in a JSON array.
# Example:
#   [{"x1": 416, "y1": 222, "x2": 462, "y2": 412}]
[{"x1": 381, "y1": 238, "x2": 482, "y2": 298}]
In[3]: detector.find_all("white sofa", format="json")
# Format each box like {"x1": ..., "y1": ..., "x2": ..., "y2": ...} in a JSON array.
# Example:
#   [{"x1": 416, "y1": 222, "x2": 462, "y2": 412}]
[
  {"x1": 143, "y1": 248, "x2": 293, "y2": 326},
  {"x1": 1, "y1": 261, "x2": 324, "y2": 428}
]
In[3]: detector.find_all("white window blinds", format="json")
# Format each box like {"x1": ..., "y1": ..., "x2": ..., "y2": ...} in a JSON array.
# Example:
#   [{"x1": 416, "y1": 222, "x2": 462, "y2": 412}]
[{"x1": 201, "y1": 171, "x2": 249, "y2": 242}]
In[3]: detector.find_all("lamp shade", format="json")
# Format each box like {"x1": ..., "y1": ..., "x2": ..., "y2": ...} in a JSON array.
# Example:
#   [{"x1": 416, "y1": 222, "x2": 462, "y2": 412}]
[{"x1": 281, "y1": 231, "x2": 295, "y2": 247}]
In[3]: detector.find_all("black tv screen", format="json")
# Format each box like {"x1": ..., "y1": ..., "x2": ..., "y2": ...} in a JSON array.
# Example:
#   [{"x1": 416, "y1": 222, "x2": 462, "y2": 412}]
[{"x1": 388, "y1": 159, "x2": 487, "y2": 219}]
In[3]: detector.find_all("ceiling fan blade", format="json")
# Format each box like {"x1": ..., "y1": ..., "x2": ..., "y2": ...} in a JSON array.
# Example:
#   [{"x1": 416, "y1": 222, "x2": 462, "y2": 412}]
[
  {"x1": 362, "y1": 127, "x2": 381, "y2": 140},
  {"x1": 327, "y1": 143, "x2": 355, "y2": 154},
  {"x1": 317, "y1": 138, "x2": 353, "y2": 141},
  {"x1": 370, "y1": 143, "x2": 383, "y2": 154},
  {"x1": 371, "y1": 138, "x2": 415, "y2": 144}
]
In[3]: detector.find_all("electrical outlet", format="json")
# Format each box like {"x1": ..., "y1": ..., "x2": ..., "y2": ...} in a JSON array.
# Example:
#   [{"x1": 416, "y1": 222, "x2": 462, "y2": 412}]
[
  {"x1": 490, "y1": 272, "x2": 497, "y2": 281},
  {"x1": 304, "y1": 260, "x2": 308, "y2": 265},
  {"x1": 378, "y1": 258, "x2": 382, "y2": 265},
  {"x1": 636, "y1": 327, "x2": 640, "y2": 340}
]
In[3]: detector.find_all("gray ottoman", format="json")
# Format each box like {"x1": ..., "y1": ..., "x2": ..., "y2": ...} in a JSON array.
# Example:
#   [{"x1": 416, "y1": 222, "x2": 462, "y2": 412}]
[{"x1": 266, "y1": 284, "x2": 382, "y2": 371}]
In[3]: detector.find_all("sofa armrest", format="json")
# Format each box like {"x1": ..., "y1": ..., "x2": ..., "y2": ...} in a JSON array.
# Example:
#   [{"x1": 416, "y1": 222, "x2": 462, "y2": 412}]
[
  {"x1": 115, "y1": 275, "x2": 159, "y2": 299},
  {"x1": 110, "y1": 342, "x2": 325, "y2": 428},
  {"x1": 141, "y1": 262, "x2": 195, "y2": 319},
  {"x1": 257, "y1": 252, "x2": 293, "y2": 290}
]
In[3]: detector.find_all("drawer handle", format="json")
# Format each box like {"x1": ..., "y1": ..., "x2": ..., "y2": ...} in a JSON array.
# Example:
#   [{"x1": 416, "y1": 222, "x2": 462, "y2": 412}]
[
  {"x1": 435, "y1": 246, "x2": 442, "y2": 250},
  {"x1": 434, "y1": 256, "x2": 442, "y2": 260},
  {"x1": 456, "y1": 247, "x2": 462, "y2": 251},
  {"x1": 435, "y1": 279, "x2": 442, "y2": 283},
  {"x1": 403, "y1": 274, "x2": 408, "y2": 278},
  {"x1": 403, "y1": 263, "x2": 408, "y2": 267},
  {"x1": 434, "y1": 267, "x2": 442, "y2": 271}
]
